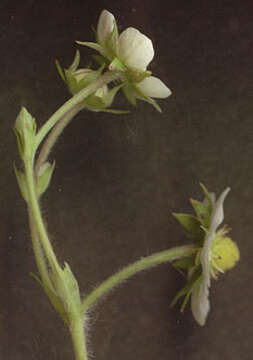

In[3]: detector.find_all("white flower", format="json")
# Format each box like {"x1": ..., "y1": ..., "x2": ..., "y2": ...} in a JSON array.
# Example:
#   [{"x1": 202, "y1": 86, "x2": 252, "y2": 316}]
[
  {"x1": 78, "y1": 9, "x2": 171, "y2": 109},
  {"x1": 191, "y1": 187, "x2": 230, "y2": 326}
]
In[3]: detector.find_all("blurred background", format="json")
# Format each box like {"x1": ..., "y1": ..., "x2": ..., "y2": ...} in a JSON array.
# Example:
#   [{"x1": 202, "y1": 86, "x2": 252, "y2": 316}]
[{"x1": 0, "y1": 0, "x2": 252, "y2": 359}]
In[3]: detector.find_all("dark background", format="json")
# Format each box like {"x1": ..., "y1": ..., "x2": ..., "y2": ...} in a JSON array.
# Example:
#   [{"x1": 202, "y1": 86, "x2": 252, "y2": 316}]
[{"x1": 0, "y1": 0, "x2": 252, "y2": 359}]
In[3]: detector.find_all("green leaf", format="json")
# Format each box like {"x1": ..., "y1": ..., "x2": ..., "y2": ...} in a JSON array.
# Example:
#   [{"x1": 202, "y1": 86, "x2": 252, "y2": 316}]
[
  {"x1": 14, "y1": 165, "x2": 28, "y2": 202},
  {"x1": 36, "y1": 161, "x2": 55, "y2": 197}
]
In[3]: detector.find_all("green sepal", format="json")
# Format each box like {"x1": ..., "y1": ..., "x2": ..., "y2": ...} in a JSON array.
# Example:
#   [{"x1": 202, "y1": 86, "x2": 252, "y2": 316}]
[
  {"x1": 85, "y1": 94, "x2": 106, "y2": 110},
  {"x1": 122, "y1": 83, "x2": 137, "y2": 107},
  {"x1": 51, "y1": 262, "x2": 82, "y2": 318},
  {"x1": 76, "y1": 41, "x2": 106, "y2": 57},
  {"x1": 64, "y1": 70, "x2": 78, "y2": 95},
  {"x1": 101, "y1": 109, "x2": 130, "y2": 114},
  {"x1": 64, "y1": 68, "x2": 99, "y2": 96},
  {"x1": 84, "y1": 84, "x2": 122, "y2": 112},
  {"x1": 14, "y1": 128, "x2": 24, "y2": 160},
  {"x1": 104, "y1": 84, "x2": 122, "y2": 107},
  {"x1": 172, "y1": 213, "x2": 201, "y2": 236},
  {"x1": 36, "y1": 161, "x2": 55, "y2": 197},
  {"x1": 15, "y1": 107, "x2": 37, "y2": 158},
  {"x1": 173, "y1": 256, "x2": 195, "y2": 270},
  {"x1": 69, "y1": 49, "x2": 80, "y2": 72},
  {"x1": 109, "y1": 57, "x2": 126, "y2": 71},
  {"x1": 55, "y1": 60, "x2": 66, "y2": 81},
  {"x1": 14, "y1": 165, "x2": 28, "y2": 202},
  {"x1": 200, "y1": 183, "x2": 213, "y2": 212},
  {"x1": 31, "y1": 272, "x2": 69, "y2": 324},
  {"x1": 129, "y1": 69, "x2": 152, "y2": 83},
  {"x1": 170, "y1": 265, "x2": 202, "y2": 311},
  {"x1": 190, "y1": 199, "x2": 210, "y2": 228},
  {"x1": 132, "y1": 81, "x2": 162, "y2": 113},
  {"x1": 144, "y1": 96, "x2": 162, "y2": 113},
  {"x1": 92, "y1": 54, "x2": 110, "y2": 67}
]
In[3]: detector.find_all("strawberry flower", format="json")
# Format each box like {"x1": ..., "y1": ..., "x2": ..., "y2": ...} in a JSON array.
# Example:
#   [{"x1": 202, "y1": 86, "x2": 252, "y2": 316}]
[
  {"x1": 77, "y1": 9, "x2": 171, "y2": 111},
  {"x1": 172, "y1": 185, "x2": 240, "y2": 326}
]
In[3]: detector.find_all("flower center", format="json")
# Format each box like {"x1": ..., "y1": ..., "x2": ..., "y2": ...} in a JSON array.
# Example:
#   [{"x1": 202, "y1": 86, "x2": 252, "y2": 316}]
[{"x1": 211, "y1": 232, "x2": 240, "y2": 275}]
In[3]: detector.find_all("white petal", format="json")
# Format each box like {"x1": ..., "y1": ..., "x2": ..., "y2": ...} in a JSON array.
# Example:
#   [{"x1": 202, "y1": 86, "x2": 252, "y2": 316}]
[
  {"x1": 191, "y1": 187, "x2": 230, "y2": 327},
  {"x1": 97, "y1": 10, "x2": 115, "y2": 46},
  {"x1": 136, "y1": 76, "x2": 171, "y2": 99},
  {"x1": 200, "y1": 230, "x2": 214, "y2": 288},
  {"x1": 200, "y1": 187, "x2": 230, "y2": 288},
  {"x1": 118, "y1": 27, "x2": 154, "y2": 70},
  {"x1": 191, "y1": 281, "x2": 210, "y2": 326},
  {"x1": 210, "y1": 187, "x2": 230, "y2": 232}
]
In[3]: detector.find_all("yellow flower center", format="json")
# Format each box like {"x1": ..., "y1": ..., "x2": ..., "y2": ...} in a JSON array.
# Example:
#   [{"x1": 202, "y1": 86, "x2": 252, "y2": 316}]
[{"x1": 211, "y1": 233, "x2": 240, "y2": 273}]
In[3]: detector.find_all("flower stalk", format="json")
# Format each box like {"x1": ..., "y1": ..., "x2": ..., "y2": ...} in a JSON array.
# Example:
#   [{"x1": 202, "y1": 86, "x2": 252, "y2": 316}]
[
  {"x1": 82, "y1": 245, "x2": 197, "y2": 312},
  {"x1": 70, "y1": 316, "x2": 88, "y2": 360}
]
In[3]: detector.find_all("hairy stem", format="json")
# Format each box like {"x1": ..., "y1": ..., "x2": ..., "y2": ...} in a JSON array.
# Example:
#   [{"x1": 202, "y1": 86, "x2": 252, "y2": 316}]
[
  {"x1": 70, "y1": 317, "x2": 88, "y2": 360},
  {"x1": 82, "y1": 245, "x2": 197, "y2": 312},
  {"x1": 24, "y1": 157, "x2": 59, "y2": 271},
  {"x1": 28, "y1": 207, "x2": 53, "y2": 289},
  {"x1": 35, "y1": 71, "x2": 119, "y2": 152},
  {"x1": 35, "y1": 103, "x2": 83, "y2": 176}
]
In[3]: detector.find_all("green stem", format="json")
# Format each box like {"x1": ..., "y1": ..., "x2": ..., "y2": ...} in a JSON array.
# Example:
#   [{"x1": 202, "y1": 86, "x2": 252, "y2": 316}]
[
  {"x1": 70, "y1": 316, "x2": 88, "y2": 360},
  {"x1": 82, "y1": 245, "x2": 197, "y2": 312},
  {"x1": 35, "y1": 71, "x2": 119, "y2": 152},
  {"x1": 28, "y1": 207, "x2": 53, "y2": 289},
  {"x1": 34, "y1": 103, "x2": 83, "y2": 176},
  {"x1": 24, "y1": 157, "x2": 60, "y2": 272}
]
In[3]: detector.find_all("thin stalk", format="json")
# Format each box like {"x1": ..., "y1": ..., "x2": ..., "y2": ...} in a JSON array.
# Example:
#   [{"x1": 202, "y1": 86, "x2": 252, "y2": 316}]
[
  {"x1": 28, "y1": 207, "x2": 53, "y2": 289},
  {"x1": 35, "y1": 71, "x2": 119, "y2": 152},
  {"x1": 24, "y1": 158, "x2": 59, "y2": 271},
  {"x1": 35, "y1": 103, "x2": 83, "y2": 176},
  {"x1": 70, "y1": 316, "x2": 88, "y2": 360},
  {"x1": 82, "y1": 245, "x2": 197, "y2": 312}
]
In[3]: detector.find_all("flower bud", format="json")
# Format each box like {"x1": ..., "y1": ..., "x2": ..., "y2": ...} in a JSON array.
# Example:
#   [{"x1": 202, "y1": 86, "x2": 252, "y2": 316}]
[{"x1": 14, "y1": 107, "x2": 36, "y2": 158}]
